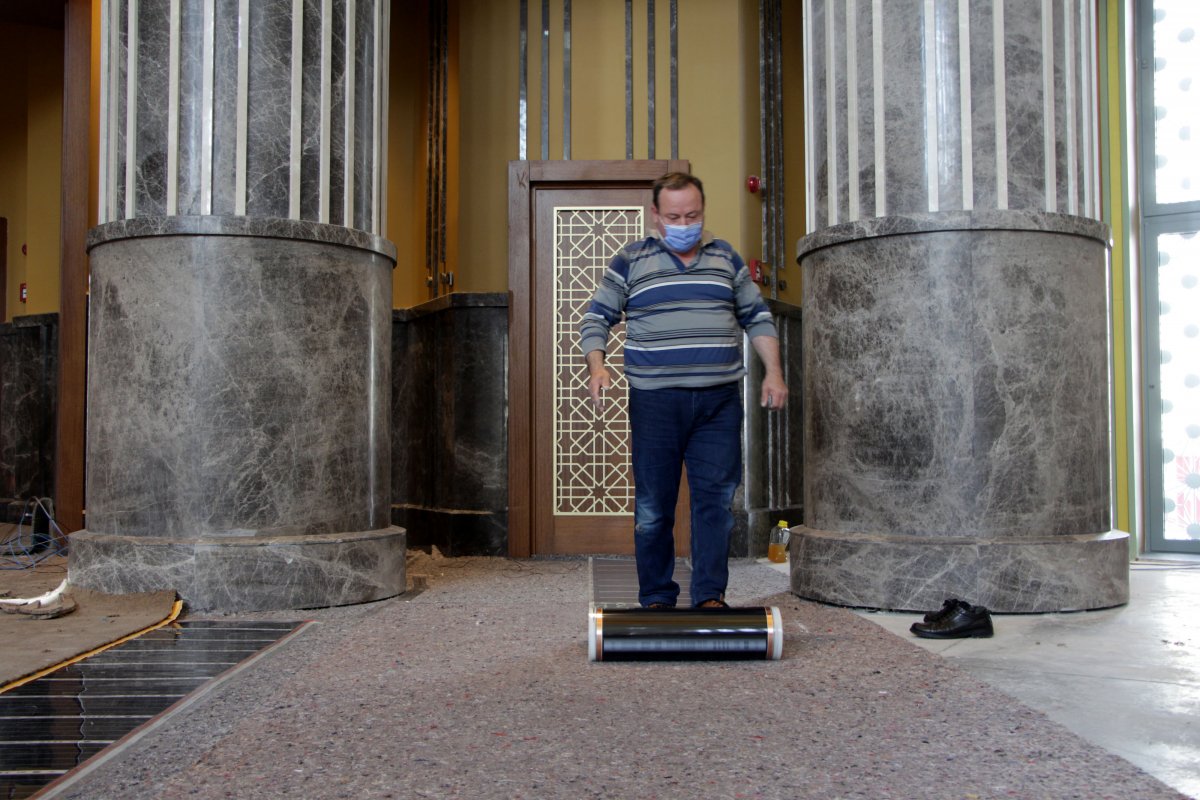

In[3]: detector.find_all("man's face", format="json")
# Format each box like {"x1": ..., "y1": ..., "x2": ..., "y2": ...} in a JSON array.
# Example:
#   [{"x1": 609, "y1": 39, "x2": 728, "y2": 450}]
[{"x1": 652, "y1": 185, "x2": 704, "y2": 236}]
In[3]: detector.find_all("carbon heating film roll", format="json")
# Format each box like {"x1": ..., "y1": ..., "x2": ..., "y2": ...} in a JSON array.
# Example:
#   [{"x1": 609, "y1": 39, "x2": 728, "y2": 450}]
[{"x1": 589, "y1": 607, "x2": 784, "y2": 661}]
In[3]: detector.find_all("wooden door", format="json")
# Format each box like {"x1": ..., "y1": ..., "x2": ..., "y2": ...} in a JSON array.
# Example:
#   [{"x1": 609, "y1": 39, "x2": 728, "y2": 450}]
[{"x1": 509, "y1": 160, "x2": 689, "y2": 556}]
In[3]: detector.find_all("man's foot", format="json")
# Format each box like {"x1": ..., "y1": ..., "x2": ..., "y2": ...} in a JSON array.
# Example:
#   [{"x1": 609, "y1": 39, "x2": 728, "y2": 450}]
[
  {"x1": 695, "y1": 599, "x2": 729, "y2": 609},
  {"x1": 645, "y1": 602, "x2": 674, "y2": 609}
]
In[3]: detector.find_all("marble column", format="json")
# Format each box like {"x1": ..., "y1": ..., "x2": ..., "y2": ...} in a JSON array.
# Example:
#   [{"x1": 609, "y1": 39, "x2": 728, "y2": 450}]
[
  {"x1": 791, "y1": 0, "x2": 1127, "y2": 612},
  {"x1": 69, "y1": 0, "x2": 404, "y2": 611}
]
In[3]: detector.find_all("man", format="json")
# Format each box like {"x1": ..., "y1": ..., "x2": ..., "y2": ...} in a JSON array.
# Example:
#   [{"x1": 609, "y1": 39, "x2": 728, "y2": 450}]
[{"x1": 579, "y1": 172, "x2": 788, "y2": 609}]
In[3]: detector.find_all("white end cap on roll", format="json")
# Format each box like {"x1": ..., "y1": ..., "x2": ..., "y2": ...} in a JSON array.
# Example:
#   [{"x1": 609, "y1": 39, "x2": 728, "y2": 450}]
[
  {"x1": 588, "y1": 606, "x2": 599, "y2": 661},
  {"x1": 770, "y1": 606, "x2": 784, "y2": 660}
]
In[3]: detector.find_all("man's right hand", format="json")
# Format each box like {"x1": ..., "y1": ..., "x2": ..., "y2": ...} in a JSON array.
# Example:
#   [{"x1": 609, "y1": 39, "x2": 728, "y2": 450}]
[{"x1": 585, "y1": 351, "x2": 611, "y2": 410}]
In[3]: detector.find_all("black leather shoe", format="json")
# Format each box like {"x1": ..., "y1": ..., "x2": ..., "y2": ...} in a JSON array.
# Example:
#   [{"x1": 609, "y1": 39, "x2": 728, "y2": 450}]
[
  {"x1": 910, "y1": 604, "x2": 993, "y2": 639},
  {"x1": 923, "y1": 598, "x2": 968, "y2": 623}
]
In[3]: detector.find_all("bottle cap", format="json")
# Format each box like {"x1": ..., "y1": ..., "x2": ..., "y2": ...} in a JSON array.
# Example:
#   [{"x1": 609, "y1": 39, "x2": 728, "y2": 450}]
[{"x1": 778, "y1": 520, "x2": 788, "y2": 528}]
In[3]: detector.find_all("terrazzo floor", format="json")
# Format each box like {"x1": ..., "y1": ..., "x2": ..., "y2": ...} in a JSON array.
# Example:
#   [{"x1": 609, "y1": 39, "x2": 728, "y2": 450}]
[{"x1": 31, "y1": 556, "x2": 1192, "y2": 800}]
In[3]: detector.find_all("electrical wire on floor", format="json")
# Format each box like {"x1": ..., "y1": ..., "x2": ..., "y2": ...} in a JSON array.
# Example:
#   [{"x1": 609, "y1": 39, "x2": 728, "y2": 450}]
[{"x1": 0, "y1": 496, "x2": 68, "y2": 570}]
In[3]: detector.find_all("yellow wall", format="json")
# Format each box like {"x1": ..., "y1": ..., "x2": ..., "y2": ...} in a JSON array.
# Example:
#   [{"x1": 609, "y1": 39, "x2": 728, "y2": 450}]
[
  {"x1": 567, "y1": 0, "x2": 626, "y2": 160},
  {"x1": 3, "y1": 2, "x2": 798, "y2": 316},
  {"x1": 1, "y1": 24, "x2": 65, "y2": 321},
  {"x1": 440, "y1": 0, "x2": 779, "y2": 300},
  {"x1": 387, "y1": 2, "x2": 433, "y2": 309},
  {"x1": 780, "y1": 0, "x2": 806, "y2": 304},
  {"x1": 0, "y1": 25, "x2": 30, "y2": 322},
  {"x1": 24, "y1": 27, "x2": 64, "y2": 317},
  {"x1": 454, "y1": 0, "x2": 519, "y2": 297}
]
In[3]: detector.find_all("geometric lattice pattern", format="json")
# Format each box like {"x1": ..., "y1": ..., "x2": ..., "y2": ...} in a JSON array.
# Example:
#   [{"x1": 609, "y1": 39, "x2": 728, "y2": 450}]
[{"x1": 553, "y1": 206, "x2": 644, "y2": 515}]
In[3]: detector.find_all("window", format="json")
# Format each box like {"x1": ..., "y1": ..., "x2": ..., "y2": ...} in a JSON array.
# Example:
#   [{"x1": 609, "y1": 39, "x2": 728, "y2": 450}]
[{"x1": 1139, "y1": 0, "x2": 1200, "y2": 552}]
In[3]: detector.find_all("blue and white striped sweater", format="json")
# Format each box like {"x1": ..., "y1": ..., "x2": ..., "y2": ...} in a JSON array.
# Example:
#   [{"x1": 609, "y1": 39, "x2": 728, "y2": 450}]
[{"x1": 579, "y1": 232, "x2": 777, "y2": 390}]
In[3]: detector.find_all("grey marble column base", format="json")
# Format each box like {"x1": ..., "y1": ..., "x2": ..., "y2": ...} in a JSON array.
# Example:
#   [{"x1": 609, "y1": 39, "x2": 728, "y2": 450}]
[
  {"x1": 788, "y1": 526, "x2": 1129, "y2": 613},
  {"x1": 68, "y1": 527, "x2": 407, "y2": 612}
]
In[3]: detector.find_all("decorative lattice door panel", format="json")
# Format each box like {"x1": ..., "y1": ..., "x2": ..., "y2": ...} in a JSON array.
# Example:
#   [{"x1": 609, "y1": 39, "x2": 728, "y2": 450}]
[{"x1": 552, "y1": 206, "x2": 642, "y2": 517}]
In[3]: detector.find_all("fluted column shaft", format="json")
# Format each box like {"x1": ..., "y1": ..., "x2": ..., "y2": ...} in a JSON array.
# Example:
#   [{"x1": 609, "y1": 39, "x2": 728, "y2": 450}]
[
  {"x1": 804, "y1": 0, "x2": 1099, "y2": 226},
  {"x1": 98, "y1": 0, "x2": 386, "y2": 230},
  {"x1": 792, "y1": 0, "x2": 1127, "y2": 613},
  {"x1": 71, "y1": 0, "x2": 404, "y2": 612}
]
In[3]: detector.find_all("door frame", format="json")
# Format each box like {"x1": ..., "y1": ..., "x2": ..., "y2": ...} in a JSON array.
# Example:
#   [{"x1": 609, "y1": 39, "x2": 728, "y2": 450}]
[{"x1": 507, "y1": 159, "x2": 687, "y2": 557}]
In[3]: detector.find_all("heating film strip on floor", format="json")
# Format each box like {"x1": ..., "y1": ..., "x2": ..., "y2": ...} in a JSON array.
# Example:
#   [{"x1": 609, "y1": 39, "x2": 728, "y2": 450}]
[
  {"x1": 590, "y1": 557, "x2": 692, "y2": 608},
  {"x1": 0, "y1": 620, "x2": 303, "y2": 799}
]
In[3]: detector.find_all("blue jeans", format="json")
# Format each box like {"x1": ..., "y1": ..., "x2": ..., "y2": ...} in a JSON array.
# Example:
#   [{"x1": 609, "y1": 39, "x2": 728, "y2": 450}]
[{"x1": 629, "y1": 382, "x2": 743, "y2": 607}]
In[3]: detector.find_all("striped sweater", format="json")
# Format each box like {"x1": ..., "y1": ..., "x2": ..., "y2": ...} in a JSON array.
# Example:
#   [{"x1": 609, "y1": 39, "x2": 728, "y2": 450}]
[{"x1": 579, "y1": 231, "x2": 777, "y2": 390}]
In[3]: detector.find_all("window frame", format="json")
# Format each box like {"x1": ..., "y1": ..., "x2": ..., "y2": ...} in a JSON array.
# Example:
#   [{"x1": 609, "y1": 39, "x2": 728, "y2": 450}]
[{"x1": 1137, "y1": 0, "x2": 1200, "y2": 553}]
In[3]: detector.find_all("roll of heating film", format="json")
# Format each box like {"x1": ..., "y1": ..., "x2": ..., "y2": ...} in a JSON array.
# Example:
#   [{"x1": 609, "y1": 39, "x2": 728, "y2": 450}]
[{"x1": 588, "y1": 606, "x2": 783, "y2": 661}]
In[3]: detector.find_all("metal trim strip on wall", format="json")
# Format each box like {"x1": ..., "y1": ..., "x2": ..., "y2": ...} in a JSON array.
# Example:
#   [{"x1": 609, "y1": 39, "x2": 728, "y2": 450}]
[
  {"x1": 846, "y1": 0, "x2": 858, "y2": 221},
  {"x1": 825, "y1": 0, "x2": 839, "y2": 223},
  {"x1": 1064, "y1": 0, "x2": 1077, "y2": 215},
  {"x1": 345, "y1": 0, "x2": 357, "y2": 227},
  {"x1": 201, "y1": 0, "x2": 215, "y2": 215},
  {"x1": 563, "y1": 0, "x2": 571, "y2": 160},
  {"x1": 373, "y1": 0, "x2": 383, "y2": 232},
  {"x1": 541, "y1": 0, "x2": 549, "y2": 160},
  {"x1": 958, "y1": 0, "x2": 974, "y2": 211},
  {"x1": 625, "y1": 0, "x2": 633, "y2": 160},
  {"x1": 994, "y1": 0, "x2": 1008, "y2": 210},
  {"x1": 167, "y1": 0, "x2": 181, "y2": 215},
  {"x1": 922, "y1": 0, "x2": 938, "y2": 213},
  {"x1": 872, "y1": 0, "x2": 885, "y2": 217},
  {"x1": 519, "y1": 0, "x2": 528, "y2": 160},
  {"x1": 803, "y1": 0, "x2": 814, "y2": 232},
  {"x1": 124, "y1": 0, "x2": 138, "y2": 219},
  {"x1": 647, "y1": 0, "x2": 655, "y2": 159},
  {"x1": 319, "y1": 0, "x2": 333, "y2": 223},
  {"x1": 670, "y1": 0, "x2": 678, "y2": 159},
  {"x1": 99, "y1": 0, "x2": 111, "y2": 223},
  {"x1": 235, "y1": 0, "x2": 250, "y2": 216},
  {"x1": 1041, "y1": 0, "x2": 1056, "y2": 212},
  {"x1": 290, "y1": 0, "x2": 304, "y2": 219}
]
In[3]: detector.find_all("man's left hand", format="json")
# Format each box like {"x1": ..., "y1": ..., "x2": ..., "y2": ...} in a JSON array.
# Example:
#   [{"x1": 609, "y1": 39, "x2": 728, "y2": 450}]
[
  {"x1": 760, "y1": 372, "x2": 789, "y2": 410},
  {"x1": 749, "y1": 335, "x2": 789, "y2": 410}
]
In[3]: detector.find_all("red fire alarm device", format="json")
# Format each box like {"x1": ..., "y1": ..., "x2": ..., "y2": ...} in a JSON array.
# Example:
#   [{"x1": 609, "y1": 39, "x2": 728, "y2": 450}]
[
  {"x1": 748, "y1": 260, "x2": 769, "y2": 285},
  {"x1": 19, "y1": 283, "x2": 28, "y2": 303}
]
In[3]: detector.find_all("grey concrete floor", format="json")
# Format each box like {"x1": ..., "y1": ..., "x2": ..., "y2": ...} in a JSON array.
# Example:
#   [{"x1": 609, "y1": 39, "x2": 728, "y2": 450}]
[
  {"x1": 40, "y1": 556, "x2": 1190, "y2": 800},
  {"x1": 766, "y1": 556, "x2": 1200, "y2": 800}
]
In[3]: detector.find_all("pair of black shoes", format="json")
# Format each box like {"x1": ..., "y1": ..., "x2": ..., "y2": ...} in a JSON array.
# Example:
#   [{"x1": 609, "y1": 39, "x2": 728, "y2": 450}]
[{"x1": 910, "y1": 598, "x2": 993, "y2": 639}]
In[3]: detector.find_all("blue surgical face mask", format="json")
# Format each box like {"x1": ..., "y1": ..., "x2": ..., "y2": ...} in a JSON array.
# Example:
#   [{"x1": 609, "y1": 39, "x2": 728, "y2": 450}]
[{"x1": 662, "y1": 221, "x2": 703, "y2": 253}]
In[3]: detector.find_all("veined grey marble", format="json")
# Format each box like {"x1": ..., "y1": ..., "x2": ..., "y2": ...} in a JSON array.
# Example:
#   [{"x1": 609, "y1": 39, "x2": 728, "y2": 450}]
[
  {"x1": 795, "y1": 210, "x2": 1110, "y2": 262},
  {"x1": 0, "y1": 314, "x2": 58, "y2": 515},
  {"x1": 802, "y1": 217, "x2": 1111, "y2": 537},
  {"x1": 788, "y1": 526, "x2": 1129, "y2": 613},
  {"x1": 85, "y1": 226, "x2": 392, "y2": 539},
  {"x1": 391, "y1": 294, "x2": 509, "y2": 556},
  {"x1": 69, "y1": 527, "x2": 406, "y2": 612},
  {"x1": 98, "y1": 0, "x2": 387, "y2": 232},
  {"x1": 795, "y1": 211, "x2": 1125, "y2": 611},
  {"x1": 79, "y1": 222, "x2": 398, "y2": 611},
  {"x1": 804, "y1": 0, "x2": 1099, "y2": 225},
  {"x1": 88, "y1": 215, "x2": 397, "y2": 260},
  {"x1": 797, "y1": 0, "x2": 1118, "y2": 612},
  {"x1": 89, "y1": 0, "x2": 394, "y2": 612}
]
